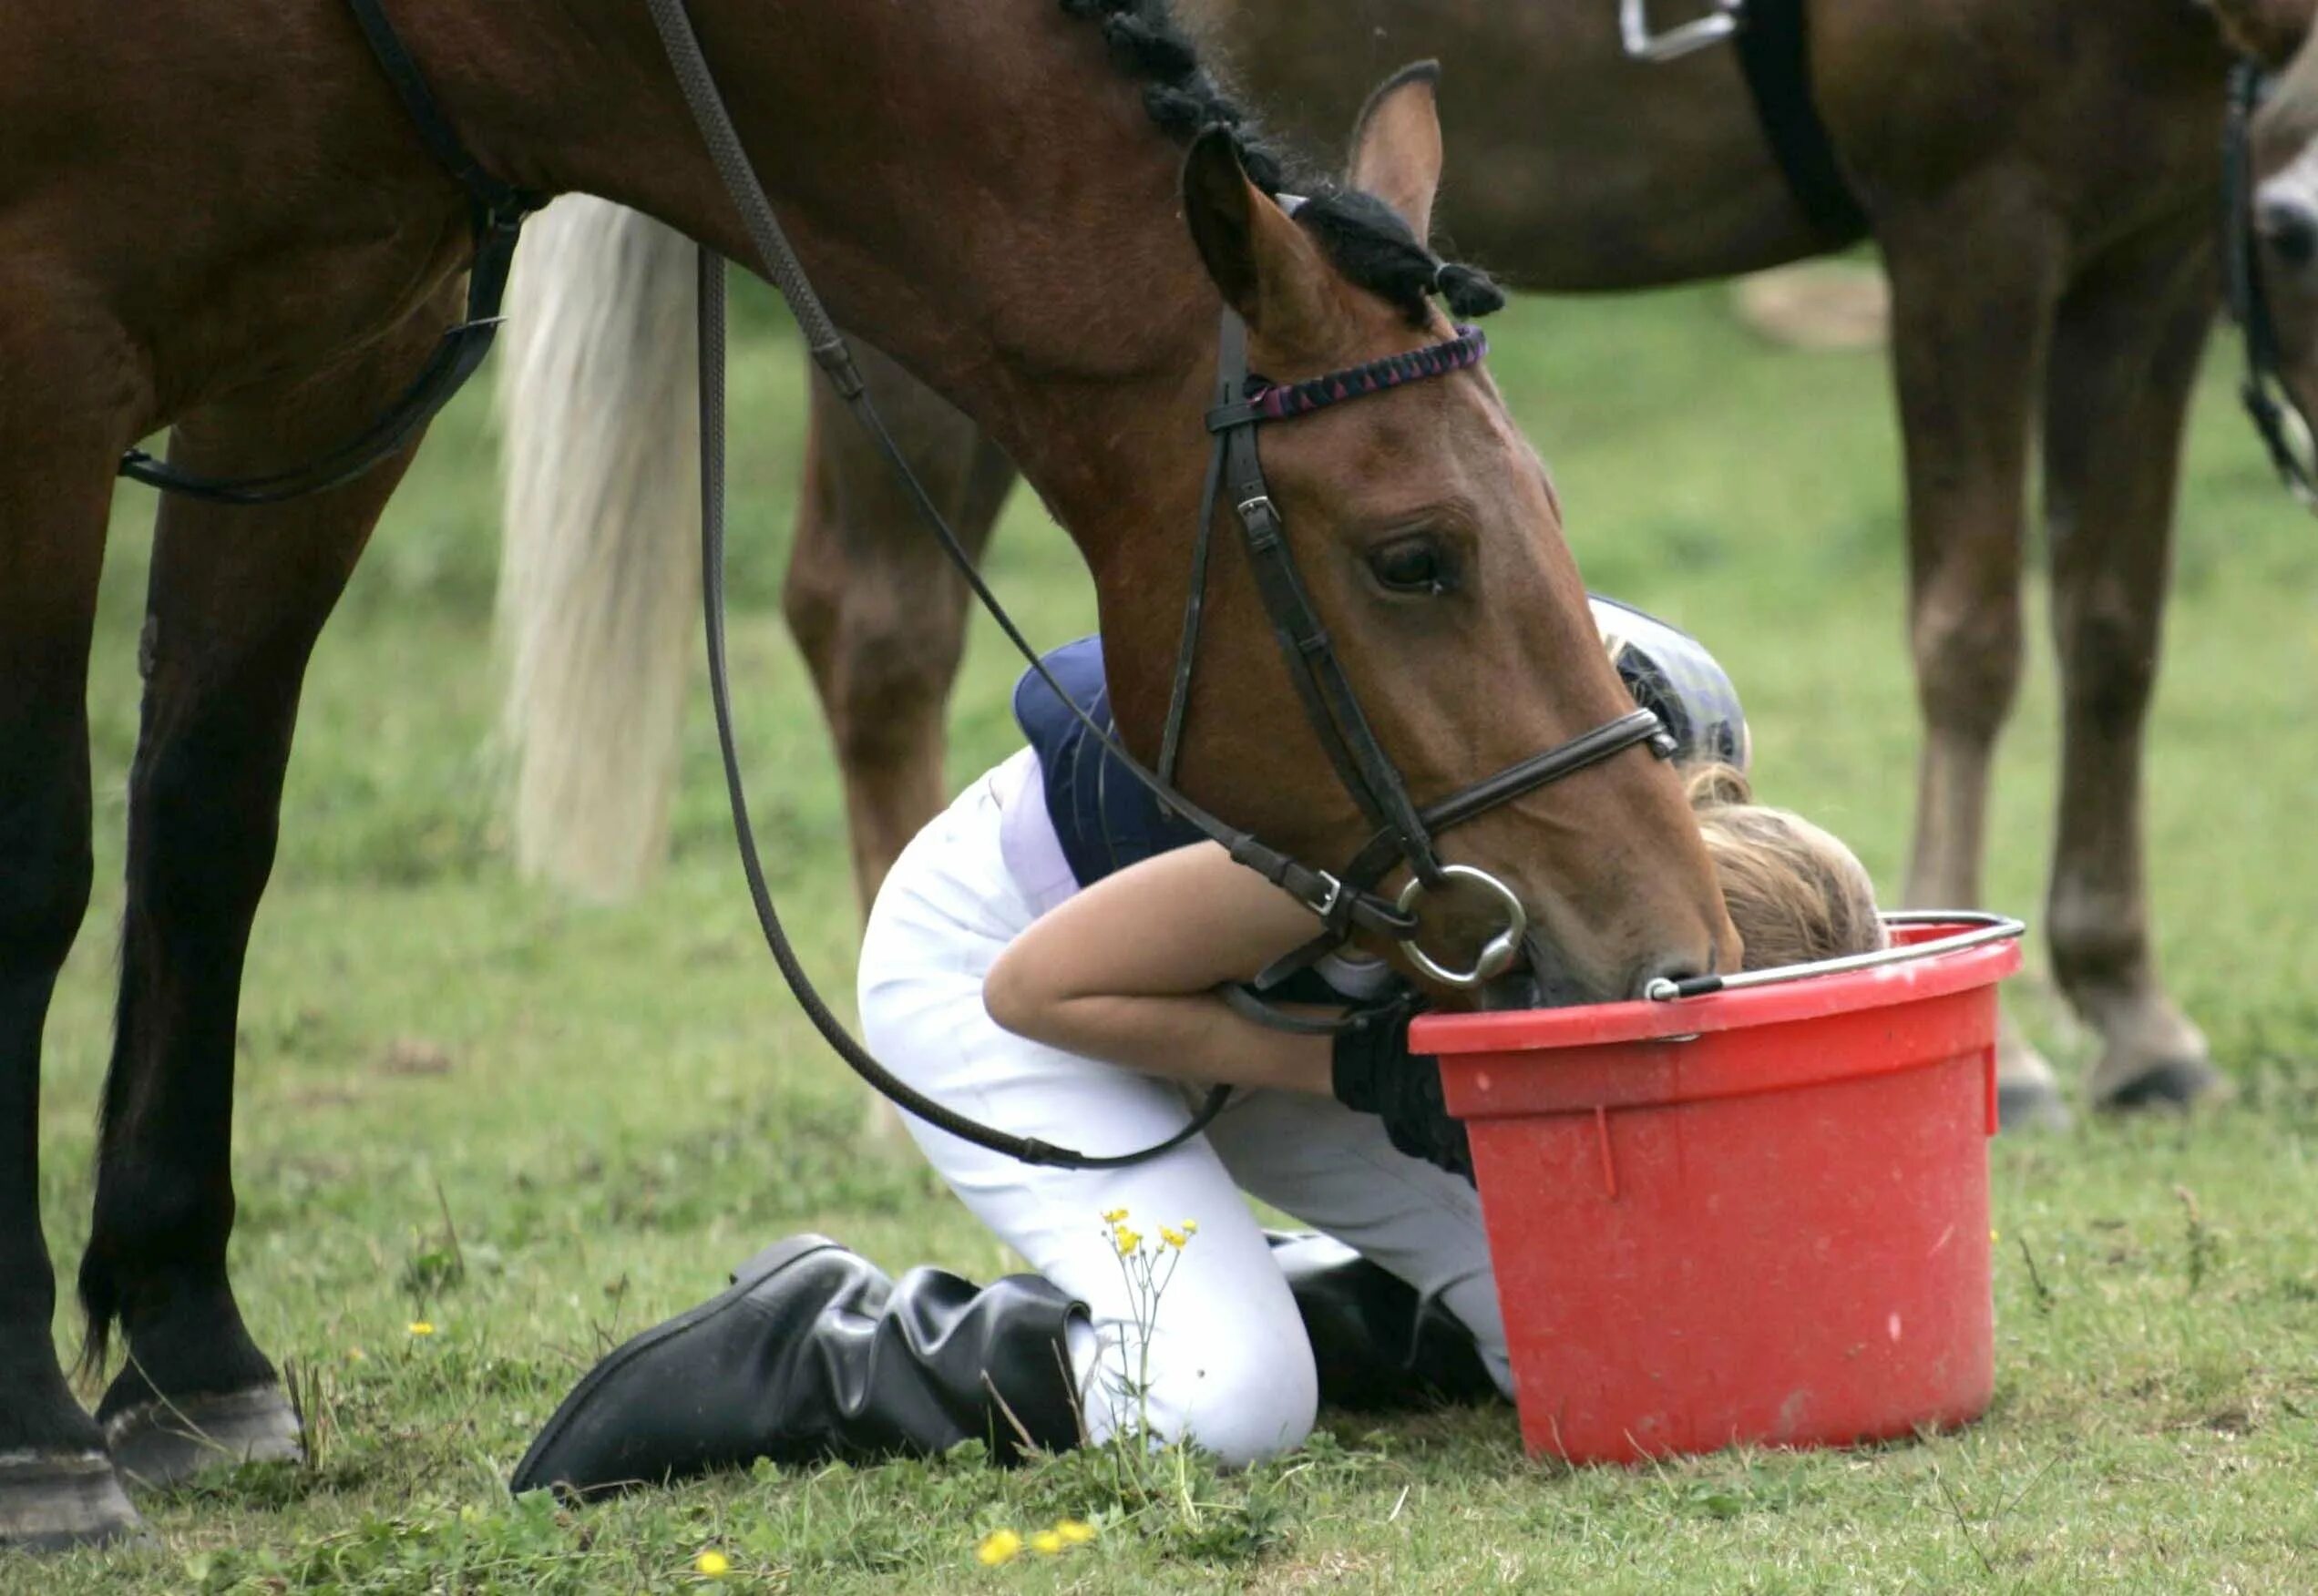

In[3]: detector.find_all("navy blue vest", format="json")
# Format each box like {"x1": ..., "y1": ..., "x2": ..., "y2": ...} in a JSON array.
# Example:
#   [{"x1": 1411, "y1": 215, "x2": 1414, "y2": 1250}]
[{"x1": 1011, "y1": 636, "x2": 1205, "y2": 892}]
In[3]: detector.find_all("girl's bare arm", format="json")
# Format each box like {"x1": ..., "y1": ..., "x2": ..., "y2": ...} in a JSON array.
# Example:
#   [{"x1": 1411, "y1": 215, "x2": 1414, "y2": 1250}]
[{"x1": 980, "y1": 842, "x2": 1338, "y2": 1093}]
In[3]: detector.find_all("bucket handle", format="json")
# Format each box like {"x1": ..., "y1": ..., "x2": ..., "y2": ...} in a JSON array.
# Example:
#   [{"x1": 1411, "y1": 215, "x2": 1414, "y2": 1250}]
[{"x1": 1643, "y1": 911, "x2": 2026, "y2": 1003}]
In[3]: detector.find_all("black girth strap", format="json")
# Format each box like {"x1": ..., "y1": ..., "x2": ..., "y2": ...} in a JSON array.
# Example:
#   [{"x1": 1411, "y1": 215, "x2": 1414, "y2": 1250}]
[
  {"x1": 119, "y1": 0, "x2": 538, "y2": 505},
  {"x1": 1734, "y1": 0, "x2": 1868, "y2": 244}
]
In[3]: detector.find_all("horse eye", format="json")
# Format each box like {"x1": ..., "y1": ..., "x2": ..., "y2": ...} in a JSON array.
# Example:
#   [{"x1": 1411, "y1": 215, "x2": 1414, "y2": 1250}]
[{"x1": 1369, "y1": 536, "x2": 1452, "y2": 596}]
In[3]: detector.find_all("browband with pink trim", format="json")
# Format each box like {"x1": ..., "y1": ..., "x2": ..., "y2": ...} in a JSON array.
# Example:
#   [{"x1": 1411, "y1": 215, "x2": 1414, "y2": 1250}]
[{"x1": 1205, "y1": 325, "x2": 1490, "y2": 432}]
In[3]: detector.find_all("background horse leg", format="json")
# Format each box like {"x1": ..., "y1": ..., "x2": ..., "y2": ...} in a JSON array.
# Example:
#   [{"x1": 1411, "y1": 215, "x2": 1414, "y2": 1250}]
[
  {"x1": 1882, "y1": 195, "x2": 2071, "y2": 1129},
  {"x1": 77, "y1": 295, "x2": 452, "y2": 1488},
  {"x1": 0, "y1": 357, "x2": 138, "y2": 1547},
  {"x1": 2040, "y1": 212, "x2": 2224, "y2": 1110},
  {"x1": 783, "y1": 343, "x2": 1016, "y2": 915},
  {"x1": 783, "y1": 344, "x2": 1013, "y2": 1142}
]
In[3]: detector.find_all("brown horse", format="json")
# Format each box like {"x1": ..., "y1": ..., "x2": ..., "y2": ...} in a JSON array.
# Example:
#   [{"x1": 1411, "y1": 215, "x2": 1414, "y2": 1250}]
[
  {"x1": 0, "y1": 0, "x2": 1735, "y2": 1550},
  {"x1": 499, "y1": 0, "x2": 2254, "y2": 1131}
]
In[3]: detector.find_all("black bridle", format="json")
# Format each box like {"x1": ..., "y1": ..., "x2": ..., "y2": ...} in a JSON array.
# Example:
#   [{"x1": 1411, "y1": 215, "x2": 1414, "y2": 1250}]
[
  {"x1": 153, "y1": 0, "x2": 1667, "y2": 1170},
  {"x1": 639, "y1": 0, "x2": 1668, "y2": 1171},
  {"x1": 2225, "y1": 60, "x2": 2318, "y2": 507},
  {"x1": 1172, "y1": 310, "x2": 1670, "y2": 994}
]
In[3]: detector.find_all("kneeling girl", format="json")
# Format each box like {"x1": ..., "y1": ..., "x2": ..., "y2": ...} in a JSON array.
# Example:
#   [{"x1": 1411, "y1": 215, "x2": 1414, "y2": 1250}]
[{"x1": 514, "y1": 601, "x2": 1885, "y2": 1496}]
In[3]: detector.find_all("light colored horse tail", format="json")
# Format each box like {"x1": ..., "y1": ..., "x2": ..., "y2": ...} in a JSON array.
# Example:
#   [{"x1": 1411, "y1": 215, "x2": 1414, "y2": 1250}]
[{"x1": 495, "y1": 197, "x2": 701, "y2": 900}]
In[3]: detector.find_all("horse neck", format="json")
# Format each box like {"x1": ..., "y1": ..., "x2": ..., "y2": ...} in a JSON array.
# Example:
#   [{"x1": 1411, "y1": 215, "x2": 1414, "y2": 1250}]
[{"x1": 407, "y1": 0, "x2": 1220, "y2": 573}]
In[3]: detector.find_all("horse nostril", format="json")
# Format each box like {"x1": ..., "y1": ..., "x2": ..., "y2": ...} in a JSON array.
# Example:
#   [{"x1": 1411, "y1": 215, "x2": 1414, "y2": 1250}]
[{"x1": 2259, "y1": 189, "x2": 2318, "y2": 271}]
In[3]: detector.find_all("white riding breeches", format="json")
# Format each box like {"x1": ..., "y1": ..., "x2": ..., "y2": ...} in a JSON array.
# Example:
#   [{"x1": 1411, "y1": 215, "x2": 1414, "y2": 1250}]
[{"x1": 857, "y1": 750, "x2": 1512, "y2": 1468}]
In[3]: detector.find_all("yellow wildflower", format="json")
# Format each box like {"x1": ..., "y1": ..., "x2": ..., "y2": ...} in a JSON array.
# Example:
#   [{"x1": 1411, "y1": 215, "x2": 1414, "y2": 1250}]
[
  {"x1": 1031, "y1": 1530, "x2": 1065, "y2": 1557},
  {"x1": 1113, "y1": 1228, "x2": 1143, "y2": 1256},
  {"x1": 1102, "y1": 1208, "x2": 1129, "y2": 1224},
  {"x1": 1181, "y1": 1219, "x2": 1198, "y2": 1235},
  {"x1": 347, "y1": 1346, "x2": 366, "y2": 1362},
  {"x1": 694, "y1": 1550, "x2": 731, "y2": 1578},
  {"x1": 1055, "y1": 1519, "x2": 1097, "y2": 1545},
  {"x1": 977, "y1": 1529, "x2": 1024, "y2": 1566},
  {"x1": 407, "y1": 1321, "x2": 436, "y2": 1337},
  {"x1": 1160, "y1": 1227, "x2": 1187, "y2": 1251}
]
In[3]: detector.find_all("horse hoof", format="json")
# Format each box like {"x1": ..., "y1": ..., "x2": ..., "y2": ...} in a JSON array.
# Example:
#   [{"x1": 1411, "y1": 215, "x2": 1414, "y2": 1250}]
[
  {"x1": 105, "y1": 1386, "x2": 304, "y2": 1491},
  {"x1": 2095, "y1": 1057, "x2": 2232, "y2": 1114},
  {"x1": 1996, "y1": 1078, "x2": 2073, "y2": 1133},
  {"x1": 0, "y1": 1450, "x2": 144, "y2": 1551}
]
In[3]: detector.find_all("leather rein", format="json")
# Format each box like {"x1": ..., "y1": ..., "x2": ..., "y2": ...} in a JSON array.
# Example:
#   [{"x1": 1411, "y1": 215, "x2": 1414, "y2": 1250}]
[
  {"x1": 145, "y1": 0, "x2": 1666, "y2": 1171},
  {"x1": 638, "y1": 0, "x2": 1667, "y2": 1169}
]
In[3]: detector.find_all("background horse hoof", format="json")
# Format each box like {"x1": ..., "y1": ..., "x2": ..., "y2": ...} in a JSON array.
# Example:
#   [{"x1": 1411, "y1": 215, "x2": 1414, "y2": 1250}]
[
  {"x1": 0, "y1": 1450, "x2": 144, "y2": 1551},
  {"x1": 1997, "y1": 1078, "x2": 2074, "y2": 1132},
  {"x1": 2084, "y1": 998, "x2": 2229, "y2": 1114},
  {"x1": 1995, "y1": 1027, "x2": 2072, "y2": 1133},
  {"x1": 2093, "y1": 1056, "x2": 2232, "y2": 1114},
  {"x1": 104, "y1": 1386, "x2": 304, "y2": 1491}
]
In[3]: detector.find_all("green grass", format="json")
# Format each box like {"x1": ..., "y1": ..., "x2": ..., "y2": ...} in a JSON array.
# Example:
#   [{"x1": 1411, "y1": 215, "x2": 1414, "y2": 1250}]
[{"x1": 23, "y1": 274, "x2": 2318, "y2": 1591}]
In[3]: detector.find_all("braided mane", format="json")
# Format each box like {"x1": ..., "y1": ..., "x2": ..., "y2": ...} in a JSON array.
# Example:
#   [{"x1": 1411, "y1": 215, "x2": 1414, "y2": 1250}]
[{"x1": 1057, "y1": 0, "x2": 1506, "y2": 322}]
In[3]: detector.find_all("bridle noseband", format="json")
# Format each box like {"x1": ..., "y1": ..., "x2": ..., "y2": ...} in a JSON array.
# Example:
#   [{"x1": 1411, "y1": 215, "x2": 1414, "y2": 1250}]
[{"x1": 2226, "y1": 60, "x2": 2318, "y2": 507}]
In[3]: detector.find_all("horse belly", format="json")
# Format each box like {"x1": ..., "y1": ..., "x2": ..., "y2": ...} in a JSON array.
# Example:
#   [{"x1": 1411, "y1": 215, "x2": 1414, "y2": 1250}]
[{"x1": 1183, "y1": 0, "x2": 1831, "y2": 289}]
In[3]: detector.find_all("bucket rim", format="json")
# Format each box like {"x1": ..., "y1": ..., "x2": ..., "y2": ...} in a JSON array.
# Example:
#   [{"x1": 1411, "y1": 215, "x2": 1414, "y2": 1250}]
[{"x1": 1414, "y1": 914, "x2": 2023, "y2": 1055}]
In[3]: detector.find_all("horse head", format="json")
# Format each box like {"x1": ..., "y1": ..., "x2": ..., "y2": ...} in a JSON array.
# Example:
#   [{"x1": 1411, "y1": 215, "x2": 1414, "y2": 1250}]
[{"x1": 1100, "y1": 67, "x2": 1742, "y2": 1004}]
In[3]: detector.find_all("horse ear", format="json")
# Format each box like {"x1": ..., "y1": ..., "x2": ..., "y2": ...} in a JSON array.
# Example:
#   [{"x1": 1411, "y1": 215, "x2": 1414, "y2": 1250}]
[
  {"x1": 2206, "y1": 0, "x2": 2316, "y2": 66},
  {"x1": 1347, "y1": 61, "x2": 1444, "y2": 243},
  {"x1": 1182, "y1": 128, "x2": 1338, "y2": 349}
]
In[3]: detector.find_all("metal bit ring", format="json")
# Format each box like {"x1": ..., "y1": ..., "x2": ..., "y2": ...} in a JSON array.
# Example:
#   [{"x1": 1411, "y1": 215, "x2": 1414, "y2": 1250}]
[{"x1": 1397, "y1": 864, "x2": 1528, "y2": 990}]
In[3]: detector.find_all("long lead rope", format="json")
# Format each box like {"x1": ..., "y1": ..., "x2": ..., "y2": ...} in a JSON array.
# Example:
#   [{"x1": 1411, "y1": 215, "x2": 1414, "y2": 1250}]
[
  {"x1": 694, "y1": 255, "x2": 1234, "y2": 1168},
  {"x1": 656, "y1": 0, "x2": 1236, "y2": 1169},
  {"x1": 644, "y1": 0, "x2": 1685, "y2": 1160}
]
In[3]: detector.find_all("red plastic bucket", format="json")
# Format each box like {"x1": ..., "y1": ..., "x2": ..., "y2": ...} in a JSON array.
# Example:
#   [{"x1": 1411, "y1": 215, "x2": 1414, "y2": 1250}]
[{"x1": 1411, "y1": 917, "x2": 2021, "y2": 1464}]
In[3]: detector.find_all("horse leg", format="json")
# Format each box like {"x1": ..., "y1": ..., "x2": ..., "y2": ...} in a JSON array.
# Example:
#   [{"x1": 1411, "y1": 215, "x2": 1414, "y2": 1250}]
[
  {"x1": 782, "y1": 343, "x2": 1013, "y2": 1142},
  {"x1": 783, "y1": 343, "x2": 1015, "y2": 913},
  {"x1": 77, "y1": 299, "x2": 449, "y2": 1488},
  {"x1": 2040, "y1": 214, "x2": 2222, "y2": 1111},
  {"x1": 1882, "y1": 199, "x2": 2072, "y2": 1129},
  {"x1": 0, "y1": 344, "x2": 139, "y2": 1547}
]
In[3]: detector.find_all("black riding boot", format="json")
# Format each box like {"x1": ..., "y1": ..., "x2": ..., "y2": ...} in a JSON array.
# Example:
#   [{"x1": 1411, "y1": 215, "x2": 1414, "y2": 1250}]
[
  {"x1": 510, "y1": 1235, "x2": 1085, "y2": 1499},
  {"x1": 1266, "y1": 1233, "x2": 1499, "y2": 1412}
]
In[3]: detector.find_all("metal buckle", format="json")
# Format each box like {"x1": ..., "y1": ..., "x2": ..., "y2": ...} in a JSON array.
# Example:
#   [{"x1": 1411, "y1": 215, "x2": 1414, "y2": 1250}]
[
  {"x1": 1619, "y1": 0, "x2": 1744, "y2": 63},
  {"x1": 1308, "y1": 870, "x2": 1347, "y2": 921},
  {"x1": 1395, "y1": 864, "x2": 1527, "y2": 990},
  {"x1": 1236, "y1": 493, "x2": 1278, "y2": 526}
]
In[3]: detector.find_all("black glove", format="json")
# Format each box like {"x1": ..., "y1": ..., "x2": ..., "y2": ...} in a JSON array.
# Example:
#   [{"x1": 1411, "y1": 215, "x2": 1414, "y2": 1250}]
[{"x1": 1329, "y1": 1001, "x2": 1472, "y2": 1183}]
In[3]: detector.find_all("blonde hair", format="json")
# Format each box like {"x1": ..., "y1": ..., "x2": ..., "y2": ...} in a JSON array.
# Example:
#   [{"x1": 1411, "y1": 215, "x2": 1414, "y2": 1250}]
[{"x1": 1687, "y1": 765, "x2": 1887, "y2": 971}]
